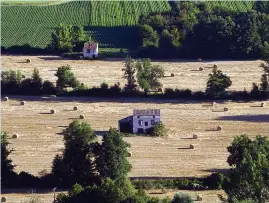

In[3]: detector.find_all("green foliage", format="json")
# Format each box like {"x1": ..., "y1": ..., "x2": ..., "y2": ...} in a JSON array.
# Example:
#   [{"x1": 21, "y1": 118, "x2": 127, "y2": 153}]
[
  {"x1": 1, "y1": 70, "x2": 23, "y2": 94},
  {"x1": 206, "y1": 67, "x2": 232, "y2": 98},
  {"x1": 100, "y1": 82, "x2": 109, "y2": 89},
  {"x1": 123, "y1": 57, "x2": 137, "y2": 92},
  {"x1": 52, "y1": 120, "x2": 97, "y2": 186},
  {"x1": 171, "y1": 192, "x2": 193, "y2": 203},
  {"x1": 42, "y1": 80, "x2": 56, "y2": 95},
  {"x1": 151, "y1": 122, "x2": 168, "y2": 137},
  {"x1": 135, "y1": 58, "x2": 164, "y2": 94},
  {"x1": 31, "y1": 68, "x2": 43, "y2": 94},
  {"x1": 139, "y1": 25, "x2": 159, "y2": 48},
  {"x1": 68, "y1": 183, "x2": 84, "y2": 197},
  {"x1": 56, "y1": 177, "x2": 136, "y2": 203},
  {"x1": 224, "y1": 135, "x2": 269, "y2": 203},
  {"x1": 55, "y1": 65, "x2": 79, "y2": 92},
  {"x1": 95, "y1": 128, "x2": 131, "y2": 180}
]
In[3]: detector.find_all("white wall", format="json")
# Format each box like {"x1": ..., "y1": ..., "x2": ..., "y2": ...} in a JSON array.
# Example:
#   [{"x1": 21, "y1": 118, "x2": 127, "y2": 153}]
[{"x1": 133, "y1": 115, "x2": 160, "y2": 134}]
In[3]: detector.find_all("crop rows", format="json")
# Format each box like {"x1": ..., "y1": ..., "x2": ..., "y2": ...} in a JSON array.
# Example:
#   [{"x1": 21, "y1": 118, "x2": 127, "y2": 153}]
[
  {"x1": 1, "y1": 1, "x2": 170, "y2": 49},
  {"x1": 203, "y1": 1, "x2": 254, "y2": 12}
]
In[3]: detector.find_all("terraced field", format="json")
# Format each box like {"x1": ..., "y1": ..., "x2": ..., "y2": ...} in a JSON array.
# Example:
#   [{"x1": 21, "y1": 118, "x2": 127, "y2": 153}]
[{"x1": 1, "y1": 1, "x2": 171, "y2": 49}]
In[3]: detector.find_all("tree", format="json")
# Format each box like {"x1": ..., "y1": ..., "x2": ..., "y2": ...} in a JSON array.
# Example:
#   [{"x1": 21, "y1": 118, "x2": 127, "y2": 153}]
[
  {"x1": 50, "y1": 23, "x2": 73, "y2": 53},
  {"x1": 95, "y1": 128, "x2": 131, "y2": 180},
  {"x1": 56, "y1": 177, "x2": 136, "y2": 203},
  {"x1": 71, "y1": 25, "x2": 87, "y2": 52},
  {"x1": 260, "y1": 60, "x2": 269, "y2": 94},
  {"x1": 1, "y1": 132, "x2": 17, "y2": 186},
  {"x1": 135, "y1": 58, "x2": 164, "y2": 94},
  {"x1": 52, "y1": 120, "x2": 97, "y2": 186},
  {"x1": 31, "y1": 68, "x2": 43, "y2": 94},
  {"x1": 224, "y1": 135, "x2": 269, "y2": 203},
  {"x1": 55, "y1": 65, "x2": 79, "y2": 92},
  {"x1": 139, "y1": 25, "x2": 159, "y2": 48},
  {"x1": 171, "y1": 192, "x2": 193, "y2": 203},
  {"x1": 1, "y1": 70, "x2": 23, "y2": 94},
  {"x1": 205, "y1": 67, "x2": 232, "y2": 98},
  {"x1": 122, "y1": 57, "x2": 137, "y2": 92}
]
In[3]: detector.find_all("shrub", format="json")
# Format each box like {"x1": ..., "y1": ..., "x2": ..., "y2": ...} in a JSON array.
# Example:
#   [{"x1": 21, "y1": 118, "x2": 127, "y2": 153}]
[
  {"x1": 151, "y1": 122, "x2": 168, "y2": 137},
  {"x1": 42, "y1": 80, "x2": 57, "y2": 95},
  {"x1": 100, "y1": 82, "x2": 109, "y2": 89},
  {"x1": 171, "y1": 192, "x2": 193, "y2": 203},
  {"x1": 203, "y1": 172, "x2": 225, "y2": 189},
  {"x1": 55, "y1": 65, "x2": 79, "y2": 92}
]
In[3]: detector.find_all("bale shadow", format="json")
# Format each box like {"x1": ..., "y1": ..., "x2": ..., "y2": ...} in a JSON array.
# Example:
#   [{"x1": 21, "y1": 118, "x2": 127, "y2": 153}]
[
  {"x1": 149, "y1": 192, "x2": 163, "y2": 195},
  {"x1": 250, "y1": 105, "x2": 263, "y2": 107},
  {"x1": 17, "y1": 62, "x2": 29, "y2": 64},
  {"x1": 58, "y1": 125, "x2": 68, "y2": 128},
  {"x1": 181, "y1": 137, "x2": 194, "y2": 140},
  {"x1": 190, "y1": 69, "x2": 202, "y2": 72},
  {"x1": 10, "y1": 104, "x2": 21, "y2": 106},
  {"x1": 56, "y1": 132, "x2": 64, "y2": 135},
  {"x1": 63, "y1": 109, "x2": 74, "y2": 112},
  {"x1": 212, "y1": 110, "x2": 225, "y2": 112},
  {"x1": 68, "y1": 117, "x2": 79, "y2": 120},
  {"x1": 216, "y1": 114, "x2": 269, "y2": 123},
  {"x1": 178, "y1": 147, "x2": 191, "y2": 149},
  {"x1": 205, "y1": 129, "x2": 219, "y2": 131},
  {"x1": 39, "y1": 112, "x2": 52, "y2": 115}
]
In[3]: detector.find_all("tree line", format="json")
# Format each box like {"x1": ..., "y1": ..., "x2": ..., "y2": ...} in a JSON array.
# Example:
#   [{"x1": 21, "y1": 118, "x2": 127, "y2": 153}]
[
  {"x1": 2, "y1": 57, "x2": 269, "y2": 100},
  {"x1": 137, "y1": 1, "x2": 269, "y2": 59}
]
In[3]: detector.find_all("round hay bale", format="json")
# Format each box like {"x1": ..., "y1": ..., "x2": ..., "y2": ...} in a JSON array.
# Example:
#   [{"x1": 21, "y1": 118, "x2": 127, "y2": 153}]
[
  {"x1": 193, "y1": 134, "x2": 198, "y2": 139},
  {"x1": 196, "y1": 195, "x2": 203, "y2": 201},
  {"x1": 261, "y1": 102, "x2": 264, "y2": 107},
  {"x1": 20, "y1": 101, "x2": 25, "y2": 105},
  {"x1": 1, "y1": 196, "x2": 7, "y2": 202},
  {"x1": 127, "y1": 151, "x2": 132, "y2": 157},
  {"x1": 79, "y1": 114, "x2": 85, "y2": 119},
  {"x1": 197, "y1": 58, "x2": 202, "y2": 62},
  {"x1": 199, "y1": 67, "x2": 203, "y2": 71},
  {"x1": 224, "y1": 107, "x2": 228, "y2": 112},
  {"x1": 26, "y1": 59, "x2": 31, "y2": 63},
  {"x1": 158, "y1": 88, "x2": 163, "y2": 92},
  {"x1": 212, "y1": 101, "x2": 216, "y2": 106},
  {"x1": 50, "y1": 109, "x2": 56, "y2": 114},
  {"x1": 22, "y1": 74, "x2": 26, "y2": 78},
  {"x1": 190, "y1": 144, "x2": 195, "y2": 149},
  {"x1": 213, "y1": 64, "x2": 218, "y2": 68},
  {"x1": 12, "y1": 134, "x2": 18, "y2": 139},
  {"x1": 217, "y1": 126, "x2": 222, "y2": 131},
  {"x1": 4, "y1": 97, "x2": 9, "y2": 101},
  {"x1": 81, "y1": 83, "x2": 84, "y2": 86},
  {"x1": 73, "y1": 106, "x2": 78, "y2": 111},
  {"x1": 171, "y1": 73, "x2": 175, "y2": 77}
]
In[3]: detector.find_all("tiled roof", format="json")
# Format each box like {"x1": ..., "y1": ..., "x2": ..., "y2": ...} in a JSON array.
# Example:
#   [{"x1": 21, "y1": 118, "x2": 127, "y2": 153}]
[{"x1": 133, "y1": 109, "x2": 160, "y2": 116}]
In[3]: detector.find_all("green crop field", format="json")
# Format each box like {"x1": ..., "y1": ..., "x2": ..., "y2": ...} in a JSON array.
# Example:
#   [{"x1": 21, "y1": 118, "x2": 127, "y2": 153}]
[
  {"x1": 200, "y1": 1, "x2": 255, "y2": 12},
  {"x1": 1, "y1": 1, "x2": 171, "y2": 50}
]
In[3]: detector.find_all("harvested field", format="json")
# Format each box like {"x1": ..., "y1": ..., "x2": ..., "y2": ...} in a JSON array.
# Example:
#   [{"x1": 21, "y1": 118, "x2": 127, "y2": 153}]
[
  {"x1": 2, "y1": 96, "x2": 268, "y2": 177},
  {"x1": 1, "y1": 55, "x2": 264, "y2": 92}
]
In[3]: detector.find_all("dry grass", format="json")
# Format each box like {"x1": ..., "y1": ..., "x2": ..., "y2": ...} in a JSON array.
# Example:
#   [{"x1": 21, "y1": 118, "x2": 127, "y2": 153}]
[
  {"x1": 1, "y1": 96, "x2": 268, "y2": 178},
  {"x1": 1, "y1": 55, "x2": 264, "y2": 92},
  {"x1": 1, "y1": 55, "x2": 268, "y2": 202}
]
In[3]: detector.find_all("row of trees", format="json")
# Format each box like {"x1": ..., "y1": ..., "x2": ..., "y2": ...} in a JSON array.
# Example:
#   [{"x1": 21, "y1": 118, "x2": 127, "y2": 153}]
[
  {"x1": 138, "y1": 1, "x2": 269, "y2": 59},
  {"x1": 2, "y1": 58, "x2": 269, "y2": 99}
]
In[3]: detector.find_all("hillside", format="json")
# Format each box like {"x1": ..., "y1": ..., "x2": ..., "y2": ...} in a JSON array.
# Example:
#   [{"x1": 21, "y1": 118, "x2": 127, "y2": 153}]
[{"x1": 1, "y1": 1, "x2": 171, "y2": 50}]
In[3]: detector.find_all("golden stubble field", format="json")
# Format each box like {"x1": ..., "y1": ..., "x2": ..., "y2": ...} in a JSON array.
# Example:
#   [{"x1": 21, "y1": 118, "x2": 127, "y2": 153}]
[
  {"x1": 2, "y1": 96, "x2": 268, "y2": 177},
  {"x1": 1, "y1": 55, "x2": 265, "y2": 91},
  {"x1": 1, "y1": 55, "x2": 268, "y2": 202}
]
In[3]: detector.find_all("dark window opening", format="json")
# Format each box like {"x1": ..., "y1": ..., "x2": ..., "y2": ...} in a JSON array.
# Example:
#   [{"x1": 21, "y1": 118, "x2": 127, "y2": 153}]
[
  {"x1": 145, "y1": 122, "x2": 148, "y2": 127},
  {"x1": 151, "y1": 120, "x2": 155, "y2": 125}
]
